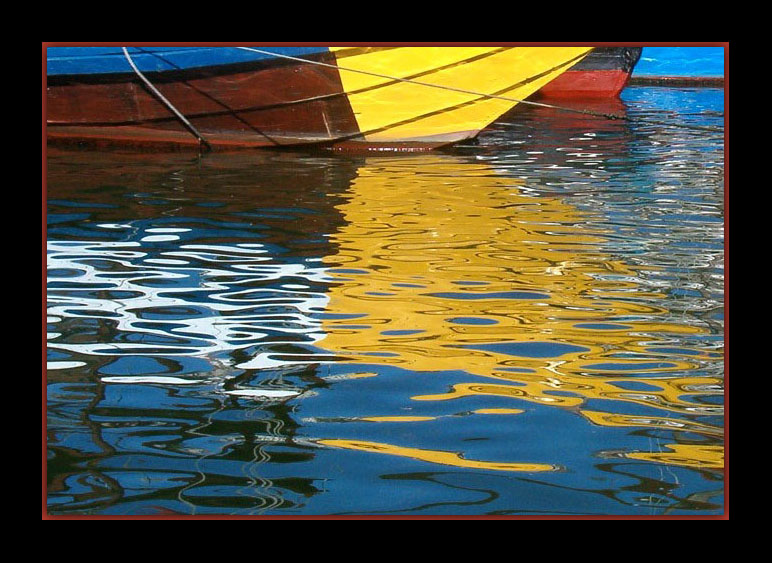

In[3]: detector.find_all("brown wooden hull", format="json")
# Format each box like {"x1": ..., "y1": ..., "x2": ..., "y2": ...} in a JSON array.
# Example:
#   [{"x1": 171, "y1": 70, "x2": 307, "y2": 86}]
[
  {"x1": 47, "y1": 53, "x2": 363, "y2": 150},
  {"x1": 46, "y1": 47, "x2": 595, "y2": 152}
]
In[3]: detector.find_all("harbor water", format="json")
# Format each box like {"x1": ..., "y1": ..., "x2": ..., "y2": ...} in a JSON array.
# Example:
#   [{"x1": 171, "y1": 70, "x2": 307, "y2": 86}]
[{"x1": 46, "y1": 85, "x2": 725, "y2": 516}]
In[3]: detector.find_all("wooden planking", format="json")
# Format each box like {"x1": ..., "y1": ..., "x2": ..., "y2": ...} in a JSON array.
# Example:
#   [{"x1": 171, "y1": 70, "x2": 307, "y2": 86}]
[
  {"x1": 47, "y1": 46, "x2": 595, "y2": 149},
  {"x1": 47, "y1": 52, "x2": 361, "y2": 146}
]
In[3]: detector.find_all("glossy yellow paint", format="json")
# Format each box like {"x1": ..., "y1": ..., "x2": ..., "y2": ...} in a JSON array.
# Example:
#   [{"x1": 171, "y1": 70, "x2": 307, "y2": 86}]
[{"x1": 328, "y1": 47, "x2": 593, "y2": 143}]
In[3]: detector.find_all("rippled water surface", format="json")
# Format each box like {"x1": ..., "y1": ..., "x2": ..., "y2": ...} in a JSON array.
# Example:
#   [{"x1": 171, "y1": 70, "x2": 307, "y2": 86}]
[{"x1": 46, "y1": 86, "x2": 725, "y2": 516}]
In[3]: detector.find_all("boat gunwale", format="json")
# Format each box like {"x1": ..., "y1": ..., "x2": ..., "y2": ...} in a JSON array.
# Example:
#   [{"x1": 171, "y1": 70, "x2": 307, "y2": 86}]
[
  {"x1": 46, "y1": 49, "x2": 339, "y2": 86},
  {"x1": 47, "y1": 48, "x2": 521, "y2": 127},
  {"x1": 46, "y1": 46, "x2": 595, "y2": 151}
]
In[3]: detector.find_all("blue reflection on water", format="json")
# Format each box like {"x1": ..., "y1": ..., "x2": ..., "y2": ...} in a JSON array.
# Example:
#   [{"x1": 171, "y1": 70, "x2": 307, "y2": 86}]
[{"x1": 47, "y1": 85, "x2": 724, "y2": 516}]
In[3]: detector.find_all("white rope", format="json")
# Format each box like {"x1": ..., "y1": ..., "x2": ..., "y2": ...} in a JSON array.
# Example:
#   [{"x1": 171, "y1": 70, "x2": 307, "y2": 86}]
[
  {"x1": 236, "y1": 47, "x2": 723, "y2": 134},
  {"x1": 237, "y1": 46, "x2": 561, "y2": 107},
  {"x1": 122, "y1": 47, "x2": 212, "y2": 151}
]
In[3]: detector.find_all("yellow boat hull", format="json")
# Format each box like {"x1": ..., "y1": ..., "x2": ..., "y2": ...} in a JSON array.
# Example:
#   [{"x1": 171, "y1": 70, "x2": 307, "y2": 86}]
[
  {"x1": 47, "y1": 46, "x2": 592, "y2": 151},
  {"x1": 329, "y1": 46, "x2": 593, "y2": 146}
]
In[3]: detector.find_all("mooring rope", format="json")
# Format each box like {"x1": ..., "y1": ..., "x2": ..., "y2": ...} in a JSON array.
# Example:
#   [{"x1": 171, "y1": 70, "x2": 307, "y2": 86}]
[
  {"x1": 236, "y1": 47, "x2": 724, "y2": 134},
  {"x1": 121, "y1": 47, "x2": 212, "y2": 151}
]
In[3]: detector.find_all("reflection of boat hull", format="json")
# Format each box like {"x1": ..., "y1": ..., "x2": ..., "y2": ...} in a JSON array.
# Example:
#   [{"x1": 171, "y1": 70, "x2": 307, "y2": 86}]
[
  {"x1": 46, "y1": 147, "x2": 360, "y2": 253},
  {"x1": 317, "y1": 154, "x2": 717, "y2": 423},
  {"x1": 46, "y1": 46, "x2": 592, "y2": 151},
  {"x1": 535, "y1": 47, "x2": 642, "y2": 98}
]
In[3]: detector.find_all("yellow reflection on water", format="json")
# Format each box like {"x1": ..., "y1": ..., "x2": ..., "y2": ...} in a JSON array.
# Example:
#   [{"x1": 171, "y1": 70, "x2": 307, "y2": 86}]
[
  {"x1": 360, "y1": 416, "x2": 437, "y2": 422},
  {"x1": 580, "y1": 409, "x2": 723, "y2": 437},
  {"x1": 472, "y1": 408, "x2": 525, "y2": 415},
  {"x1": 621, "y1": 444, "x2": 724, "y2": 470},
  {"x1": 318, "y1": 439, "x2": 557, "y2": 472},
  {"x1": 315, "y1": 154, "x2": 722, "y2": 471},
  {"x1": 411, "y1": 374, "x2": 724, "y2": 416}
]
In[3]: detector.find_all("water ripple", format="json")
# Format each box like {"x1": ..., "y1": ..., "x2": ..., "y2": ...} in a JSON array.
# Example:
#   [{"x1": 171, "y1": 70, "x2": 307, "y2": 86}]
[{"x1": 46, "y1": 86, "x2": 724, "y2": 516}]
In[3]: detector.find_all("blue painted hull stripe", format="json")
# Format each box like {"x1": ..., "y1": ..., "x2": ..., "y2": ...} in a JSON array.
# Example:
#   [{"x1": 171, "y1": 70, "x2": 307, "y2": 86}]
[{"x1": 46, "y1": 47, "x2": 331, "y2": 76}]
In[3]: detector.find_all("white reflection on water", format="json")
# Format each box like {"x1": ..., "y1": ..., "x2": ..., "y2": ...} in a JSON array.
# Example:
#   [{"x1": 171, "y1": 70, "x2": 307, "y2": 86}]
[
  {"x1": 47, "y1": 239, "x2": 332, "y2": 361},
  {"x1": 45, "y1": 86, "x2": 725, "y2": 516}
]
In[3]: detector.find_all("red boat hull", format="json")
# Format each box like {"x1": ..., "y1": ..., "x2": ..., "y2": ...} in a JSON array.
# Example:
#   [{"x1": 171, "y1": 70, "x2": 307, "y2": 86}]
[
  {"x1": 536, "y1": 69, "x2": 634, "y2": 99},
  {"x1": 535, "y1": 47, "x2": 642, "y2": 99},
  {"x1": 46, "y1": 46, "x2": 595, "y2": 152}
]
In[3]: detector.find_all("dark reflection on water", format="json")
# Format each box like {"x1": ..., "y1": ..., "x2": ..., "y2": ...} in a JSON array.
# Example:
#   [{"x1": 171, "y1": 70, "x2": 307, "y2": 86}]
[{"x1": 46, "y1": 86, "x2": 724, "y2": 516}]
